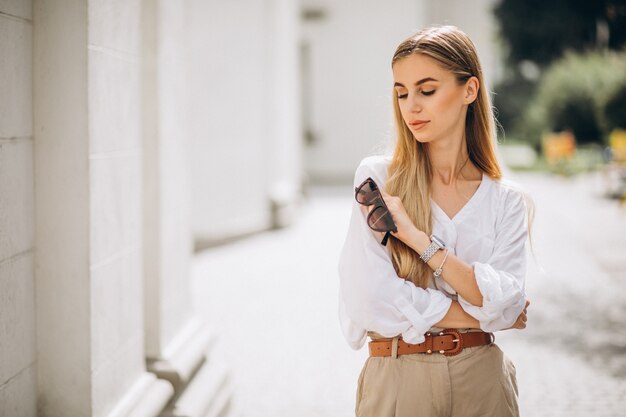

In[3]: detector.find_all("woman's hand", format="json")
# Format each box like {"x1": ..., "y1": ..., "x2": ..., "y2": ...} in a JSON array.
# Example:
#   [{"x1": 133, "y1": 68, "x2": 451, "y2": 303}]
[
  {"x1": 507, "y1": 299, "x2": 530, "y2": 330},
  {"x1": 378, "y1": 190, "x2": 421, "y2": 245}
]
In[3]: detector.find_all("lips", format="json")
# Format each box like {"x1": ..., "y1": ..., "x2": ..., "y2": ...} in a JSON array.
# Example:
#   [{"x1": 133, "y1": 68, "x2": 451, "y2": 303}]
[{"x1": 409, "y1": 120, "x2": 430, "y2": 130}]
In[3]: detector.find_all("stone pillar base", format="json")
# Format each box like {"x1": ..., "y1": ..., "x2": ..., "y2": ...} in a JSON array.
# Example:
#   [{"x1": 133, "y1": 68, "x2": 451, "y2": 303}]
[
  {"x1": 147, "y1": 319, "x2": 234, "y2": 417},
  {"x1": 160, "y1": 358, "x2": 233, "y2": 417},
  {"x1": 269, "y1": 181, "x2": 302, "y2": 229},
  {"x1": 106, "y1": 373, "x2": 174, "y2": 417}
]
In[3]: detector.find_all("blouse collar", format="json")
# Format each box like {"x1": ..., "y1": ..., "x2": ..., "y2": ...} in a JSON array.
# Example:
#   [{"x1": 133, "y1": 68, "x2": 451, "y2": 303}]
[{"x1": 430, "y1": 172, "x2": 492, "y2": 224}]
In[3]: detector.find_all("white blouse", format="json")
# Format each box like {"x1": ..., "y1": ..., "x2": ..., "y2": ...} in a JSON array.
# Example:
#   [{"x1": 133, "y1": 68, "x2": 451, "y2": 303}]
[{"x1": 338, "y1": 155, "x2": 528, "y2": 350}]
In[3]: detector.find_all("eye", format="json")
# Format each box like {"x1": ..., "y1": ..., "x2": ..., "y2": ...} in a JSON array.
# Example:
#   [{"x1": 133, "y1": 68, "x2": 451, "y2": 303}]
[
  {"x1": 421, "y1": 90, "x2": 435, "y2": 96},
  {"x1": 395, "y1": 88, "x2": 408, "y2": 99}
]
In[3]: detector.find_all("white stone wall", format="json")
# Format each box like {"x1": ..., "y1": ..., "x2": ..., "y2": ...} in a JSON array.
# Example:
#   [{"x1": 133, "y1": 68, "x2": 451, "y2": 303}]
[{"x1": 0, "y1": 0, "x2": 36, "y2": 415}]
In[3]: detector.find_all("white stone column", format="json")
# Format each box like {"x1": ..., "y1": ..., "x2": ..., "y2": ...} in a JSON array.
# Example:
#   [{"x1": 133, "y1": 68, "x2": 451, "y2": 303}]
[
  {"x1": 142, "y1": 1, "x2": 233, "y2": 416},
  {"x1": 33, "y1": 1, "x2": 172, "y2": 416},
  {"x1": 266, "y1": 0, "x2": 303, "y2": 227},
  {"x1": 186, "y1": 0, "x2": 273, "y2": 246},
  {"x1": 0, "y1": 1, "x2": 36, "y2": 414}
]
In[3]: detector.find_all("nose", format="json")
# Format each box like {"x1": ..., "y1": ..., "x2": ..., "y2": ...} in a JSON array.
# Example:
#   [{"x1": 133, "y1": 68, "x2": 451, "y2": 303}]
[{"x1": 409, "y1": 94, "x2": 422, "y2": 113}]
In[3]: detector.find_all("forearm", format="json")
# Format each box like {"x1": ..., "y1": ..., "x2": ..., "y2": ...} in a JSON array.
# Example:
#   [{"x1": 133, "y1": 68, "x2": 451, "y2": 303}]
[
  {"x1": 406, "y1": 229, "x2": 484, "y2": 307},
  {"x1": 434, "y1": 300, "x2": 480, "y2": 329}
]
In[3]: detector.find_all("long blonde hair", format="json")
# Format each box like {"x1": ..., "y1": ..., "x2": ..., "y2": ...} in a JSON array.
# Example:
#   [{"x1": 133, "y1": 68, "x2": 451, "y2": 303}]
[{"x1": 386, "y1": 26, "x2": 502, "y2": 288}]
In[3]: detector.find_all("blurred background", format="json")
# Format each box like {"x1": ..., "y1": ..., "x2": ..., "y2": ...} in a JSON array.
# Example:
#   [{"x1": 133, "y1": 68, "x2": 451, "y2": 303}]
[{"x1": 1, "y1": 0, "x2": 626, "y2": 416}]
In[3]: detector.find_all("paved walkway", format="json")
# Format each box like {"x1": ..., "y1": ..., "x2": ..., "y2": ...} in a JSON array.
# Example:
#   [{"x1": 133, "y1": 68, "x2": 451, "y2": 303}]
[{"x1": 191, "y1": 171, "x2": 626, "y2": 417}]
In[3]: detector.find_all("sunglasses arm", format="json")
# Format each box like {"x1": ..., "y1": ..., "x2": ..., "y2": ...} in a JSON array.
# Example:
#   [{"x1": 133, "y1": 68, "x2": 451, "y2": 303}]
[{"x1": 381, "y1": 231, "x2": 391, "y2": 246}]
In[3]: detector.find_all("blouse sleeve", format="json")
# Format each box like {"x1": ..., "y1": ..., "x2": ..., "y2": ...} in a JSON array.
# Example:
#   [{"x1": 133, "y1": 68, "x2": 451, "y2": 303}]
[
  {"x1": 338, "y1": 160, "x2": 452, "y2": 350},
  {"x1": 457, "y1": 187, "x2": 528, "y2": 332}
]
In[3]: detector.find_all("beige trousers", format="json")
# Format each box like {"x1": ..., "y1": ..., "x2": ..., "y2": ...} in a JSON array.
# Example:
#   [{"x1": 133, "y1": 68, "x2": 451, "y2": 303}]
[{"x1": 355, "y1": 336, "x2": 519, "y2": 417}]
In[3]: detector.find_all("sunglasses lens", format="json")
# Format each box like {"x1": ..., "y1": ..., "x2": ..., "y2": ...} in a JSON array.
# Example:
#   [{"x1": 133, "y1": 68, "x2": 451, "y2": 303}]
[
  {"x1": 356, "y1": 182, "x2": 377, "y2": 205},
  {"x1": 356, "y1": 184, "x2": 375, "y2": 205},
  {"x1": 368, "y1": 206, "x2": 395, "y2": 232}
]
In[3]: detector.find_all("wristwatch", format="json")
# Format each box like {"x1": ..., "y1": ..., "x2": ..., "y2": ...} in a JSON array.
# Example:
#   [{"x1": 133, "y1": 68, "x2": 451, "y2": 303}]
[{"x1": 420, "y1": 234, "x2": 445, "y2": 263}]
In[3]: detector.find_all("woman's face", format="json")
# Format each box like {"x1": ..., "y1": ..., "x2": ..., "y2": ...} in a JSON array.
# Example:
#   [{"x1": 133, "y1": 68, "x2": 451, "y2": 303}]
[{"x1": 392, "y1": 53, "x2": 477, "y2": 144}]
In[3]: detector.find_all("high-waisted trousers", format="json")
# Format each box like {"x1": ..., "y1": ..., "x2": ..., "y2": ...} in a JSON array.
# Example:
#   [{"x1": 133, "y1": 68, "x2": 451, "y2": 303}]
[{"x1": 355, "y1": 336, "x2": 519, "y2": 417}]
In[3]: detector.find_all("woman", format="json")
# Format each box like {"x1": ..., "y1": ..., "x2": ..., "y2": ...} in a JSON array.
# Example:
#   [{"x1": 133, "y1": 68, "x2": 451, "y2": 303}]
[{"x1": 338, "y1": 26, "x2": 531, "y2": 417}]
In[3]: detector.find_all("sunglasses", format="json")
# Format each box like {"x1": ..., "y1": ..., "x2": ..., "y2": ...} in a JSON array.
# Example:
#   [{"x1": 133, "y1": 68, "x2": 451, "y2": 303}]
[{"x1": 354, "y1": 177, "x2": 398, "y2": 246}]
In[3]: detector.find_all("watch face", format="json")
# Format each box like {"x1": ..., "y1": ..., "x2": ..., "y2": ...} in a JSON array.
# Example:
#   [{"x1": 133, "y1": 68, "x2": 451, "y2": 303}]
[{"x1": 431, "y1": 235, "x2": 445, "y2": 249}]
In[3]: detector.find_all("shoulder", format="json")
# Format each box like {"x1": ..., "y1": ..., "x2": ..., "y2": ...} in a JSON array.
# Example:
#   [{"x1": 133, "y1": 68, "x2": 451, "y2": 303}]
[
  {"x1": 494, "y1": 176, "x2": 527, "y2": 204},
  {"x1": 487, "y1": 175, "x2": 530, "y2": 222},
  {"x1": 357, "y1": 154, "x2": 392, "y2": 173},
  {"x1": 352, "y1": 154, "x2": 393, "y2": 187}
]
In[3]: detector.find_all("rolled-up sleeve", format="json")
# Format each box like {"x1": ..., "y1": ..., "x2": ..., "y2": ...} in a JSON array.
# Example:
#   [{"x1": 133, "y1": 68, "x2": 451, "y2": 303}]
[
  {"x1": 338, "y1": 161, "x2": 452, "y2": 350},
  {"x1": 458, "y1": 188, "x2": 528, "y2": 332}
]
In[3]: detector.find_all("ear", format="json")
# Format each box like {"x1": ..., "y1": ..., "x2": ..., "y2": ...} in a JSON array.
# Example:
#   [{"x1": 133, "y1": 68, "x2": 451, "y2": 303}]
[{"x1": 463, "y1": 76, "x2": 479, "y2": 105}]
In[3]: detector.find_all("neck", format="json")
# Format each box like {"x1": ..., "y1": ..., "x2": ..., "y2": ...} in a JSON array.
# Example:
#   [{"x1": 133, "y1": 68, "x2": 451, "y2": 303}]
[{"x1": 427, "y1": 137, "x2": 475, "y2": 185}]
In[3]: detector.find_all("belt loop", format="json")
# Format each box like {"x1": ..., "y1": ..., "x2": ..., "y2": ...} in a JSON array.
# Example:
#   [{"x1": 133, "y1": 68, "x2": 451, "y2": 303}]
[{"x1": 391, "y1": 336, "x2": 399, "y2": 359}]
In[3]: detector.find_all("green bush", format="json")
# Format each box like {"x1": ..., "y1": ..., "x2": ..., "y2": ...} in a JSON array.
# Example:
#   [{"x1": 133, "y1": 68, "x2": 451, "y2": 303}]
[
  {"x1": 604, "y1": 82, "x2": 626, "y2": 131},
  {"x1": 520, "y1": 51, "x2": 626, "y2": 146},
  {"x1": 552, "y1": 94, "x2": 602, "y2": 142}
]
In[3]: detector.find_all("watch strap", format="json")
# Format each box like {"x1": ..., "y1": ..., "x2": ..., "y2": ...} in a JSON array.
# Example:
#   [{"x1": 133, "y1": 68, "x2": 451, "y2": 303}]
[
  {"x1": 420, "y1": 243, "x2": 439, "y2": 263},
  {"x1": 420, "y1": 235, "x2": 444, "y2": 263}
]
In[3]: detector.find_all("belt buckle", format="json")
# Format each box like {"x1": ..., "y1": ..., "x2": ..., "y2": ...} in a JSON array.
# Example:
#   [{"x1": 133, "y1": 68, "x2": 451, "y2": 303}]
[{"x1": 439, "y1": 329, "x2": 463, "y2": 356}]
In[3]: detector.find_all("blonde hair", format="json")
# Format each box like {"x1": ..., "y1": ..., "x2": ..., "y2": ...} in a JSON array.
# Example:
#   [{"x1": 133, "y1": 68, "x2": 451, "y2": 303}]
[{"x1": 385, "y1": 25, "x2": 503, "y2": 288}]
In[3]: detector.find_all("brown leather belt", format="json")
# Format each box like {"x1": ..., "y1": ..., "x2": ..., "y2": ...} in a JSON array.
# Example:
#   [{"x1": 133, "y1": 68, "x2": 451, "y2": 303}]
[{"x1": 368, "y1": 329, "x2": 494, "y2": 357}]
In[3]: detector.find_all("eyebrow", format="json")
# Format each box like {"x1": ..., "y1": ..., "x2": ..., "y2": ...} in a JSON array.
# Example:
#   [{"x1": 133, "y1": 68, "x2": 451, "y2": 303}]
[{"x1": 393, "y1": 77, "x2": 438, "y2": 88}]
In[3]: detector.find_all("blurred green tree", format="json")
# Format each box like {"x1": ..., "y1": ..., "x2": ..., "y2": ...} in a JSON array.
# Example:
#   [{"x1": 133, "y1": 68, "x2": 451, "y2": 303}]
[
  {"x1": 494, "y1": 0, "x2": 626, "y2": 67},
  {"x1": 522, "y1": 52, "x2": 626, "y2": 146},
  {"x1": 493, "y1": 0, "x2": 626, "y2": 143}
]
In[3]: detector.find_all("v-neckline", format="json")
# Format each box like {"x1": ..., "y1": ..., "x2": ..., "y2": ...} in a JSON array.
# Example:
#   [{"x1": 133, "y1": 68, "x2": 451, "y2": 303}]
[{"x1": 431, "y1": 172, "x2": 489, "y2": 223}]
